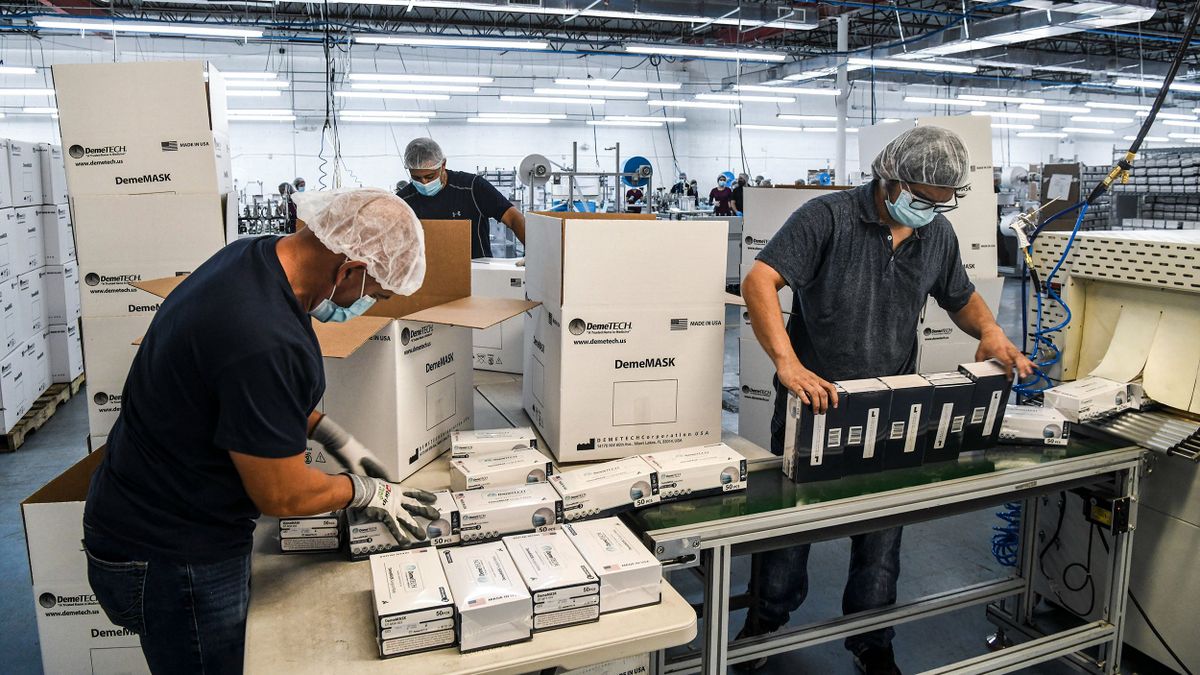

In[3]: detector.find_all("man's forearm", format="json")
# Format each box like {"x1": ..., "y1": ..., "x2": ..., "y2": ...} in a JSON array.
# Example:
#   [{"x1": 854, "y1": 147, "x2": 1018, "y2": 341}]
[
  {"x1": 503, "y1": 207, "x2": 526, "y2": 243},
  {"x1": 949, "y1": 291, "x2": 1003, "y2": 340},
  {"x1": 743, "y1": 267, "x2": 798, "y2": 368}
]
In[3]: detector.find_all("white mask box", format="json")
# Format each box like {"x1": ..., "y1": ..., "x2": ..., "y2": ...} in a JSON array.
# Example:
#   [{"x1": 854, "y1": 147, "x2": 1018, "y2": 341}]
[
  {"x1": 346, "y1": 490, "x2": 460, "y2": 560},
  {"x1": 278, "y1": 514, "x2": 340, "y2": 553},
  {"x1": 454, "y1": 483, "x2": 563, "y2": 544},
  {"x1": 999, "y1": 405, "x2": 1071, "y2": 446},
  {"x1": 550, "y1": 456, "x2": 660, "y2": 521},
  {"x1": 503, "y1": 530, "x2": 601, "y2": 631},
  {"x1": 439, "y1": 542, "x2": 532, "y2": 651},
  {"x1": 1043, "y1": 375, "x2": 1133, "y2": 423},
  {"x1": 370, "y1": 548, "x2": 456, "y2": 658},
  {"x1": 640, "y1": 443, "x2": 746, "y2": 502},
  {"x1": 561, "y1": 518, "x2": 661, "y2": 613},
  {"x1": 451, "y1": 426, "x2": 538, "y2": 460},
  {"x1": 449, "y1": 446, "x2": 555, "y2": 491}
]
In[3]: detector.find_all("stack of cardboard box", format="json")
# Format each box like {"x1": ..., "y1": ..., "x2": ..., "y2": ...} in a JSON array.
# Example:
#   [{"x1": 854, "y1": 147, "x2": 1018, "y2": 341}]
[
  {"x1": 35, "y1": 145, "x2": 84, "y2": 393},
  {"x1": 52, "y1": 61, "x2": 234, "y2": 448},
  {"x1": 470, "y1": 257, "x2": 526, "y2": 374},
  {"x1": 522, "y1": 213, "x2": 728, "y2": 463}
]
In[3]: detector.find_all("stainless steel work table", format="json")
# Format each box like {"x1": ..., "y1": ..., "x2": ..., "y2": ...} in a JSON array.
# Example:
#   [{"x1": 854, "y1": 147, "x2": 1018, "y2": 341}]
[{"x1": 621, "y1": 436, "x2": 1144, "y2": 675}]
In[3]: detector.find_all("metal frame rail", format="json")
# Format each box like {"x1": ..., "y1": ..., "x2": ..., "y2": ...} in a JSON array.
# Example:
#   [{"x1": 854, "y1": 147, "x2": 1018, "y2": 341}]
[{"x1": 636, "y1": 448, "x2": 1143, "y2": 675}]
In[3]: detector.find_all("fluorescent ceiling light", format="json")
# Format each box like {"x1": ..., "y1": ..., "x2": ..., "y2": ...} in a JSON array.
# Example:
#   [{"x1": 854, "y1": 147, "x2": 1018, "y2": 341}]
[
  {"x1": 225, "y1": 79, "x2": 288, "y2": 89},
  {"x1": 1062, "y1": 127, "x2": 1114, "y2": 135},
  {"x1": 554, "y1": 78, "x2": 680, "y2": 91},
  {"x1": 1135, "y1": 110, "x2": 1198, "y2": 121},
  {"x1": 533, "y1": 87, "x2": 647, "y2": 99},
  {"x1": 971, "y1": 110, "x2": 1040, "y2": 120},
  {"x1": 0, "y1": 88, "x2": 55, "y2": 97},
  {"x1": 606, "y1": 115, "x2": 686, "y2": 123},
  {"x1": 1124, "y1": 135, "x2": 1168, "y2": 142},
  {"x1": 1086, "y1": 101, "x2": 1151, "y2": 112},
  {"x1": 335, "y1": 91, "x2": 451, "y2": 101},
  {"x1": 0, "y1": 66, "x2": 37, "y2": 75},
  {"x1": 340, "y1": 116, "x2": 431, "y2": 124},
  {"x1": 777, "y1": 114, "x2": 838, "y2": 122},
  {"x1": 881, "y1": 118, "x2": 900, "y2": 123},
  {"x1": 904, "y1": 96, "x2": 985, "y2": 107},
  {"x1": 1163, "y1": 119, "x2": 1200, "y2": 128},
  {"x1": 1184, "y1": 138, "x2": 1200, "y2": 144},
  {"x1": 1167, "y1": 132, "x2": 1200, "y2": 139},
  {"x1": 804, "y1": 127, "x2": 859, "y2": 133},
  {"x1": 229, "y1": 108, "x2": 292, "y2": 115},
  {"x1": 22, "y1": 107, "x2": 57, "y2": 114},
  {"x1": 736, "y1": 124, "x2": 804, "y2": 132},
  {"x1": 1068, "y1": 115, "x2": 1133, "y2": 124},
  {"x1": 349, "y1": 73, "x2": 493, "y2": 84},
  {"x1": 1020, "y1": 103, "x2": 1090, "y2": 113},
  {"x1": 624, "y1": 44, "x2": 787, "y2": 63},
  {"x1": 350, "y1": 82, "x2": 479, "y2": 93},
  {"x1": 226, "y1": 90, "x2": 282, "y2": 97},
  {"x1": 1115, "y1": 78, "x2": 1200, "y2": 94},
  {"x1": 501, "y1": 95, "x2": 605, "y2": 105},
  {"x1": 470, "y1": 117, "x2": 552, "y2": 125},
  {"x1": 1017, "y1": 131, "x2": 1067, "y2": 138},
  {"x1": 220, "y1": 72, "x2": 277, "y2": 80},
  {"x1": 958, "y1": 94, "x2": 1044, "y2": 104},
  {"x1": 587, "y1": 120, "x2": 663, "y2": 127},
  {"x1": 784, "y1": 64, "x2": 868, "y2": 81},
  {"x1": 478, "y1": 111, "x2": 566, "y2": 120},
  {"x1": 355, "y1": 34, "x2": 550, "y2": 51},
  {"x1": 898, "y1": 39, "x2": 995, "y2": 58},
  {"x1": 338, "y1": 110, "x2": 436, "y2": 118},
  {"x1": 697, "y1": 93, "x2": 794, "y2": 103},
  {"x1": 991, "y1": 123, "x2": 1034, "y2": 130},
  {"x1": 848, "y1": 57, "x2": 976, "y2": 74},
  {"x1": 33, "y1": 17, "x2": 261, "y2": 39},
  {"x1": 229, "y1": 114, "x2": 296, "y2": 121},
  {"x1": 983, "y1": 25, "x2": 1076, "y2": 45},
  {"x1": 735, "y1": 84, "x2": 838, "y2": 97},
  {"x1": 648, "y1": 99, "x2": 739, "y2": 110}
]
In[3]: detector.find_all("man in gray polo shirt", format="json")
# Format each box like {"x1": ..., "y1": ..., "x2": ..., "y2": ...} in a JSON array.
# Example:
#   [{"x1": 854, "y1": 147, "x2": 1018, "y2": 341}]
[{"x1": 739, "y1": 126, "x2": 1032, "y2": 674}]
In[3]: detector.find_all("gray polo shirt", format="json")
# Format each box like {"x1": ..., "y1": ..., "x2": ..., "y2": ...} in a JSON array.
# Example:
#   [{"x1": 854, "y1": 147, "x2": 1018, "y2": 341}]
[{"x1": 757, "y1": 179, "x2": 975, "y2": 384}]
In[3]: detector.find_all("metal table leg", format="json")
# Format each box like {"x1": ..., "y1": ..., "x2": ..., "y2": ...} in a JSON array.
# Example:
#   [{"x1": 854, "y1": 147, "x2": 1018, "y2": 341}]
[{"x1": 701, "y1": 545, "x2": 732, "y2": 675}]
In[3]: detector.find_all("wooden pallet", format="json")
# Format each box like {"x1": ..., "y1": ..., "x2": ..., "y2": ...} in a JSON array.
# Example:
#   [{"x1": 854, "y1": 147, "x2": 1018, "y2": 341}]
[{"x1": 0, "y1": 373, "x2": 87, "y2": 453}]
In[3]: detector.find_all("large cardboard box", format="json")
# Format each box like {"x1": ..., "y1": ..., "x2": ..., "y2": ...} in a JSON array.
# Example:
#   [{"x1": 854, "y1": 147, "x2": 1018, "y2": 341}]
[
  {"x1": 35, "y1": 143, "x2": 69, "y2": 206},
  {"x1": 49, "y1": 321, "x2": 84, "y2": 383},
  {"x1": 73, "y1": 193, "x2": 226, "y2": 319},
  {"x1": 52, "y1": 61, "x2": 233, "y2": 198},
  {"x1": 17, "y1": 267, "x2": 47, "y2": 344},
  {"x1": 41, "y1": 203, "x2": 76, "y2": 266},
  {"x1": 82, "y1": 314, "x2": 153, "y2": 437},
  {"x1": 8, "y1": 140, "x2": 43, "y2": 208},
  {"x1": 738, "y1": 337, "x2": 776, "y2": 451},
  {"x1": 915, "y1": 275, "x2": 1005, "y2": 374},
  {"x1": 0, "y1": 140, "x2": 13, "y2": 209},
  {"x1": 740, "y1": 186, "x2": 843, "y2": 268},
  {"x1": 25, "y1": 330, "x2": 51, "y2": 398},
  {"x1": 0, "y1": 343, "x2": 31, "y2": 432},
  {"x1": 22, "y1": 450, "x2": 153, "y2": 674},
  {"x1": 45, "y1": 261, "x2": 82, "y2": 324},
  {"x1": 523, "y1": 213, "x2": 727, "y2": 463},
  {"x1": 0, "y1": 276, "x2": 20, "y2": 356},
  {"x1": 13, "y1": 206, "x2": 44, "y2": 274},
  {"x1": 136, "y1": 220, "x2": 534, "y2": 482},
  {"x1": 470, "y1": 258, "x2": 526, "y2": 374},
  {"x1": 0, "y1": 207, "x2": 15, "y2": 282}
]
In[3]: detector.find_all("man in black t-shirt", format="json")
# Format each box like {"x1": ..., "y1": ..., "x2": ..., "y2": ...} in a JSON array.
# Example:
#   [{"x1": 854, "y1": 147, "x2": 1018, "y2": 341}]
[
  {"x1": 398, "y1": 137, "x2": 525, "y2": 258},
  {"x1": 83, "y1": 189, "x2": 438, "y2": 674}
]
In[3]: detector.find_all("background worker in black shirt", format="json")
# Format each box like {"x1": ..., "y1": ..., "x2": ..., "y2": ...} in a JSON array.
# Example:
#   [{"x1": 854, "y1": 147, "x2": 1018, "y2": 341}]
[
  {"x1": 398, "y1": 137, "x2": 525, "y2": 259},
  {"x1": 83, "y1": 189, "x2": 438, "y2": 674}
]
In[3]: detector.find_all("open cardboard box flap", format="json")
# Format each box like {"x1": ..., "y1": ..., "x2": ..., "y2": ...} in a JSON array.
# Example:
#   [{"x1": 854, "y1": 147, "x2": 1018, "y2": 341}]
[{"x1": 130, "y1": 219, "x2": 538, "y2": 358}]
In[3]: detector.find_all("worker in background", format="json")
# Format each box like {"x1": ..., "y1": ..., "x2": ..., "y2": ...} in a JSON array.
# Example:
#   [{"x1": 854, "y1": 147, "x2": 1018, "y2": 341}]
[
  {"x1": 670, "y1": 172, "x2": 689, "y2": 195},
  {"x1": 687, "y1": 179, "x2": 699, "y2": 199},
  {"x1": 625, "y1": 186, "x2": 645, "y2": 213},
  {"x1": 739, "y1": 127, "x2": 1033, "y2": 675},
  {"x1": 710, "y1": 175, "x2": 736, "y2": 216},
  {"x1": 395, "y1": 179, "x2": 409, "y2": 197},
  {"x1": 731, "y1": 173, "x2": 749, "y2": 214},
  {"x1": 83, "y1": 189, "x2": 438, "y2": 673},
  {"x1": 398, "y1": 137, "x2": 525, "y2": 259},
  {"x1": 278, "y1": 182, "x2": 297, "y2": 233},
  {"x1": 293, "y1": 176, "x2": 306, "y2": 192}
]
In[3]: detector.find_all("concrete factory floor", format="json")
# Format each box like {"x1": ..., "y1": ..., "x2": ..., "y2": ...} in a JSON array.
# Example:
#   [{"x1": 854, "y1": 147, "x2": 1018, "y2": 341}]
[{"x1": 0, "y1": 279, "x2": 1171, "y2": 674}]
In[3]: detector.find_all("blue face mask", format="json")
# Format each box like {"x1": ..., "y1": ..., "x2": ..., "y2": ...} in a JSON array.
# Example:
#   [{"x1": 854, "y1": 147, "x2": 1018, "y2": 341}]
[
  {"x1": 412, "y1": 166, "x2": 445, "y2": 197},
  {"x1": 885, "y1": 188, "x2": 938, "y2": 229},
  {"x1": 309, "y1": 268, "x2": 376, "y2": 323}
]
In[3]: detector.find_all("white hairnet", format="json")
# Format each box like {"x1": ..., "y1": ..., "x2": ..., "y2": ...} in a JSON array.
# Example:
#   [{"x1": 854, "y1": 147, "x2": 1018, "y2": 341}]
[
  {"x1": 292, "y1": 188, "x2": 426, "y2": 295},
  {"x1": 872, "y1": 126, "x2": 971, "y2": 189},
  {"x1": 404, "y1": 137, "x2": 445, "y2": 170}
]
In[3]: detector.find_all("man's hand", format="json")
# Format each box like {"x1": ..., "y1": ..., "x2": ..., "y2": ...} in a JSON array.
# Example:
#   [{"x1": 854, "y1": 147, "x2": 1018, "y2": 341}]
[
  {"x1": 311, "y1": 415, "x2": 391, "y2": 480},
  {"x1": 976, "y1": 327, "x2": 1035, "y2": 380},
  {"x1": 346, "y1": 475, "x2": 439, "y2": 548},
  {"x1": 777, "y1": 357, "x2": 839, "y2": 413}
]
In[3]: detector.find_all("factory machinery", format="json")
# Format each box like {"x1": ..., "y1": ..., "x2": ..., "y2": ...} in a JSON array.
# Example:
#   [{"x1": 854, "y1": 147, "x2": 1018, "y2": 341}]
[{"x1": 1024, "y1": 228, "x2": 1200, "y2": 673}]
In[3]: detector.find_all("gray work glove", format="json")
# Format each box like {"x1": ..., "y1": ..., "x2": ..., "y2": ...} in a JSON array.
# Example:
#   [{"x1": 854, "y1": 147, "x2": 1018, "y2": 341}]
[
  {"x1": 311, "y1": 415, "x2": 391, "y2": 481},
  {"x1": 346, "y1": 474, "x2": 439, "y2": 548}
]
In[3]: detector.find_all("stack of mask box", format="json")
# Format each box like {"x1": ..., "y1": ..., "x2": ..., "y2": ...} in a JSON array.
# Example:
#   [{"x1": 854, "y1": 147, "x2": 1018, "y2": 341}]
[
  {"x1": 504, "y1": 530, "x2": 601, "y2": 631},
  {"x1": 345, "y1": 490, "x2": 459, "y2": 561},
  {"x1": 277, "y1": 513, "x2": 341, "y2": 553},
  {"x1": 370, "y1": 548, "x2": 457, "y2": 658},
  {"x1": 439, "y1": 541, "x2": 533, "y2": 651}
]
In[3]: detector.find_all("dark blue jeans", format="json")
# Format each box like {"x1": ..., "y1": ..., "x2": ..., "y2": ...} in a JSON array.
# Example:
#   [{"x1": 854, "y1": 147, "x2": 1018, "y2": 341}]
[
  {"x1": 753, "y1": 402, "x2": 904, "y2": 654},
  {"x1": 83, "y1": 529, "x2": 252, "y2": 674}
]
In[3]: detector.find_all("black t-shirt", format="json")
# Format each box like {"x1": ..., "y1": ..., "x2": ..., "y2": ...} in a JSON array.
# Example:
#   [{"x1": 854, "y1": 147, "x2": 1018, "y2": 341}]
[
  {"x1": 731, "y1": 184, "x2": 745, "y2": 211},
  {"x1": 83, "y1": 236, "x2": 325, "y2": 563},
  {"x1": 398, "y1": 169, "x2": 514, "y2": 258}
]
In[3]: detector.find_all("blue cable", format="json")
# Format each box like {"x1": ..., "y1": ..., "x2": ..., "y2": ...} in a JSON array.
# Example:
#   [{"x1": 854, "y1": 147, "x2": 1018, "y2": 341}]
[{"x1": 992, "y1": 501, "x2": 1022, "y2": 567}]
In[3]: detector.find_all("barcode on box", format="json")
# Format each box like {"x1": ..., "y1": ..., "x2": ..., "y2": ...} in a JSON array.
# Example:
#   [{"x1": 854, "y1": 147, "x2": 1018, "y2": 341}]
[
  {"x1": 827, "y1": 428, "x2": 842, "y2": 448},
  {"x1": 847, "y1": 426, "x2": 863, "y2": 445},
  {"x1": 889, "y1": 421, "x2": 905, "y2": 439},
  {"x1": 971, "y1": 407, "x2": 986, "y2": 425},
  {"x1": 951, "y1": 416, "x2": 965, "y2": 433}
]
